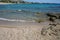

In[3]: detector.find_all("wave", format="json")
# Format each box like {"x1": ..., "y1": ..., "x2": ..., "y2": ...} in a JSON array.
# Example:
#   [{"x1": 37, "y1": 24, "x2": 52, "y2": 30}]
[{"x1": 0, "y1": 18, "x2": 35, "y2": 22}]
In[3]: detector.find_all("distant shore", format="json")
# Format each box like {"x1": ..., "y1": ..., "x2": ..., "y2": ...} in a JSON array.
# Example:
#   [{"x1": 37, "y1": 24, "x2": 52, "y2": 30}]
[{"x1": 0, "y1": 2, "x2": 12, "y2": 4}]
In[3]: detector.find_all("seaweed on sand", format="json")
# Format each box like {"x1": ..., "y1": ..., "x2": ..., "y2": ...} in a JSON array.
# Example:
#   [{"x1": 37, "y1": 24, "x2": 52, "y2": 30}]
[
  {"x1": 34, "y1": 12, "x2": 45, "y2": 23},
  {"x1": 35, "y1": 19, "x2": 44, "y2": 23},
  {"x1": 41, "y1": 13, "x2": 60, "y2": 40}
]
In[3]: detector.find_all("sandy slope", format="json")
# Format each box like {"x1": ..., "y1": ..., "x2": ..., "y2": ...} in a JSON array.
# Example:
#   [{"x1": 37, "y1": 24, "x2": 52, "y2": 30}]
[
  {"x1": 0, "y1": 25, "x2": 42, "y2": 40},
  {"x1": 0, "y1": 22, "x2": 60, "y2": 40}
]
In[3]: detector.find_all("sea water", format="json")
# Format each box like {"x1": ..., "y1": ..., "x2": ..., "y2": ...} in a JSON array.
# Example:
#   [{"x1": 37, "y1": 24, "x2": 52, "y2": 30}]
[{"x1": 0, "y1": 3, "x2": 60, "y2": 22}]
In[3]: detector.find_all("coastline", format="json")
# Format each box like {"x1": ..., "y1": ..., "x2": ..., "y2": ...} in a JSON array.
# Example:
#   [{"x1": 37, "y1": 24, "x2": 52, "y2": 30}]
[
  {"x1": 0, "y1": 3, "x2": 60, "y2": 40},
  {"x1": 0, "y1": 2, "x2": 13, "y2": 4},
  {"x1": 0, "y1": 21, "x2": 60, "y2": 40},
  {"x1": 0, "y1": 25, "x2": 43, "y2": 40},
  {"x1": 0, "y1": 20, "x2": 43, "y2": 40}
]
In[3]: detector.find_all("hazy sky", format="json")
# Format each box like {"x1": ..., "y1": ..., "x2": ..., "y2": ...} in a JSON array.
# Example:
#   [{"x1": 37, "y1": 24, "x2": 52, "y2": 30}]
[{"x1": 24, "y1": 0, "x2": 60, "y2": 3}]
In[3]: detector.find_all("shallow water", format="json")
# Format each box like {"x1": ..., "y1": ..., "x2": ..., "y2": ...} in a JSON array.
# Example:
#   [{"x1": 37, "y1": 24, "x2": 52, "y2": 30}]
[{"x1": 0, "y1": 3, "x2": 60, "y2": 22}]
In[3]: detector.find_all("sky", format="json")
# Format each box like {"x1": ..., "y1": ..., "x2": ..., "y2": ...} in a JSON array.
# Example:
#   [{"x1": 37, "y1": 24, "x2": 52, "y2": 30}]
[{"x1": 24, "y1": 0, "x2": 60, "y2": 3}]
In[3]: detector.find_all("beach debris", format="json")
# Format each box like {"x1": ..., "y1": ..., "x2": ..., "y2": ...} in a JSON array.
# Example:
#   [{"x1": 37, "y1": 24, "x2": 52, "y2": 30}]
[
  {"x1": 46, "y1": 13, "x2": 57, "y2": 19},
  {"x1": 34, "y1": 12, "x2": 45, "y2": 23},
  {"x1": 46, "y1": 13, "x2": 57, "y2": 22},
  {"x1": 35, "y1": 19, "x2": 44, "y2": 23}
]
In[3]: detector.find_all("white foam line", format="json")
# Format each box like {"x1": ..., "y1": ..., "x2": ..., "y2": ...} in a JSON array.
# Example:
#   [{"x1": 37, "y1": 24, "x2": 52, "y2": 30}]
[{"x1": 0, "y1": 18, "x2": 35, "y2": 22}]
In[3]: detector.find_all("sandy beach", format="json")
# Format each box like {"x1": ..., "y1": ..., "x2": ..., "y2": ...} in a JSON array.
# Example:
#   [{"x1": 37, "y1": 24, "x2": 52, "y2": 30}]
[
  {"x1": 0, "y1": 21, "x2": 43, "y2": 40},
  {"x1": 0, "y1": 3, "x2": 60, "y2": 40},
  {"x1": 0, "y1": 21, "x2": 60, "y2": 40},
  {"x1": 0, "y1": 26, "x2": 41, "y2": 40}
]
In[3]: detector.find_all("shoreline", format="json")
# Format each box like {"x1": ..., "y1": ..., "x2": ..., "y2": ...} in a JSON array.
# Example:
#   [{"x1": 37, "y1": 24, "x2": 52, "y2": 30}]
[
  {"x1": 0, "y1": 21, "x2": 60, "y2": 40},
  {"x1": 0, "y1": 2, "x2": 13, "y2": 4},
  {"x1": 0, "y1": 25, "x2": 43, "y2": 40}
]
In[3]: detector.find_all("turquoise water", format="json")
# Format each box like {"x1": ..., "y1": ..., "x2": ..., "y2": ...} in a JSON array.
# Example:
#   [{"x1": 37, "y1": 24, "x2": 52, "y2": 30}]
[
  {"x1": 0, "y1": 4, "x2": 60, "y2": 12},
  {"x1": 0, "y1": 3, "x2": 60, "y2": 22}
]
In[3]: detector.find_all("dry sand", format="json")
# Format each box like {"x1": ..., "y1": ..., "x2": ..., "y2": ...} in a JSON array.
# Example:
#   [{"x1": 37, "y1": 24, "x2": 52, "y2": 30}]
[
  {"x1": 0, "y1": 24, "x2": 43, "y2": 40},
  {"x1": 0, "y1": 22, "x2": 60, "y2": 40}
]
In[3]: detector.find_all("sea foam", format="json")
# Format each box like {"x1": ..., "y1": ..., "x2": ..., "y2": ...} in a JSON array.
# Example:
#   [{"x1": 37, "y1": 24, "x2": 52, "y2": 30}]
[{"x1": 0, "y1": 18, "x2": 35, "y2": 22}]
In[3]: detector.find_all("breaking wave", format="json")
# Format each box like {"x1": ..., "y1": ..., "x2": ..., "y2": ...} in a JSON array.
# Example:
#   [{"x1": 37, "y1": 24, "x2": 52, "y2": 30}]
[{"x1": 0, "y1": 18, "x2": 35, "y2": 22}]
